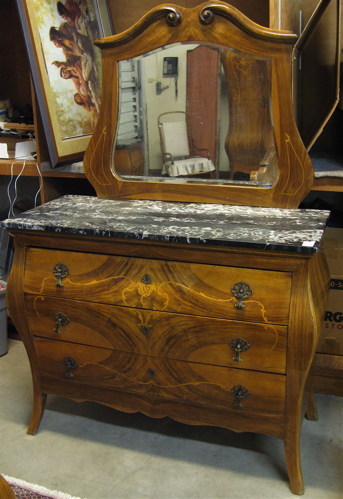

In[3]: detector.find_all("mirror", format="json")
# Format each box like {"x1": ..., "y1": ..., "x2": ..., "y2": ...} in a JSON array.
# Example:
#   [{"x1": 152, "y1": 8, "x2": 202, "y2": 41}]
[
  {"x1": 84, "y1": 2, "x2": 314, "y2": 208},
  {"x1": 114, "y1": 42, "x2": 277, "y2": 187}
]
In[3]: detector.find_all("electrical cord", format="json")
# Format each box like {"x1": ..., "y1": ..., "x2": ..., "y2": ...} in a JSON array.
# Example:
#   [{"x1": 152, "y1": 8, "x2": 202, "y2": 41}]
[
  {"x1": 7, "y1": 160, "x2": 43, "y2": 217},
  {"x1": 34, "y1": 161, "x2": 43, "y2": 208}
]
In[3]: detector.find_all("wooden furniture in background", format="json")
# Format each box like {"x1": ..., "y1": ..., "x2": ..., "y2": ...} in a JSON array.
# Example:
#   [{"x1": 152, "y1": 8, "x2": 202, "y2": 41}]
[
  {"x1": 222, "y1": 50, "x2": 276, "y2": 180},
  {"x1": 186, "y1": 45, "x2": 220, "y2": 171},
  {"x1": 311, "y1": 353, "x2": 343, "y2": 396},
  {"x1": 114, "y1": 142, "x2": 144, "y2": 177}
]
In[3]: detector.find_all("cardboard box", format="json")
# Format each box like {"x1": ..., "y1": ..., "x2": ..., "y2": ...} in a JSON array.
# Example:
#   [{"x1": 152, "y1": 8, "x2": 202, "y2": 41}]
[{"x1": 317, "y1": 228, "x2": 343, "y2": 355}]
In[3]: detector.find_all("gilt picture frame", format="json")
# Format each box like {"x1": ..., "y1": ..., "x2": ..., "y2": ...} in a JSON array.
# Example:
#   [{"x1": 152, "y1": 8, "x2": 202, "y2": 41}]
[{"x1": 16, "y1": 0, "x2": 113, "y2": 166}]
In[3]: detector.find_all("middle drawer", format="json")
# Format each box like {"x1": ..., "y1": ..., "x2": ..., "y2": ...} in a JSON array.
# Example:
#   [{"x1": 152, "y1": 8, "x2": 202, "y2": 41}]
[{"x1": 26, "y1": 295, "x2": 287, "y2": 374}]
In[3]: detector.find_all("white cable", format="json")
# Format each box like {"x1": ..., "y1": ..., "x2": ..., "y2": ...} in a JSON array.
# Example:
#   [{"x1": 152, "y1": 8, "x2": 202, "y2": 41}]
[
  {"x1": 7, "y1": 162, "x2": 15, "y2": 218},
  {"x1": 6, "y1": 148, "x2": 43, "y2": 216},
  {"x1": 34, "y1": 162, "x2": 43, "y2": 207},
  {"x1": 11, "y1": 160, "x2": 27, "y2": 217}
]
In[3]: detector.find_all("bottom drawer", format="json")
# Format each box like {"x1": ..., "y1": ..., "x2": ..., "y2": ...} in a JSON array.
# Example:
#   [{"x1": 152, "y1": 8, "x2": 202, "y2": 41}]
[{"x1": 35, "y1": 338, "x2": 286, "y2": 417}]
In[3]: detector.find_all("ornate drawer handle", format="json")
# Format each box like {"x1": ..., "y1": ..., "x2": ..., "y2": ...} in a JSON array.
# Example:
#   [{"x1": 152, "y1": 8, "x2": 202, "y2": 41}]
[
  {"x1": 52, "y1": 263, "x2": 70, "y2": 287},
  {"x1": 53, "y1": 313, "x2": 70, "y2": 334},
  {"x1": 230, "y1": 385, "x2": 251, "y2": 408},
  {"x1": 141, "y1": 274, "x2": 152, "y2": 284},
  {"x1": 231, "y1": 282, "x2": 253, "y2": 309},
  {"x1": 229, "y1": 337, "x2": 250, "y2": 362},
  {"x1": 63, "y1": 357, "x2": 78, "y2": 378}
]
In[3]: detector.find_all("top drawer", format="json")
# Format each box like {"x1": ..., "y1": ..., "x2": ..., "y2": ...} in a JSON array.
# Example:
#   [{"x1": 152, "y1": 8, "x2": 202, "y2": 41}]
[{"x1": 24, "y1": 248, "x2": 291, "y2": 323}]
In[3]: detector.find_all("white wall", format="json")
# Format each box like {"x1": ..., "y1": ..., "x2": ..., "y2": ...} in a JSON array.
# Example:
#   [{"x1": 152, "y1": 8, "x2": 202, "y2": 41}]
[{"x1": 141, "y1": 44, "x2": 198, "y2": 172}]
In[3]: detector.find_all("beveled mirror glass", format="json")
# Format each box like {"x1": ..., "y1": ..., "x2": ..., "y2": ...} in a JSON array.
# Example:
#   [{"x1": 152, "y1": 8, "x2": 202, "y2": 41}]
[
  {"x1": 84, "y1": 2, "x2": 314, "y2": 208},
  {"x1": 115, "y1": 42, "x2": 277, "y2": 188}
]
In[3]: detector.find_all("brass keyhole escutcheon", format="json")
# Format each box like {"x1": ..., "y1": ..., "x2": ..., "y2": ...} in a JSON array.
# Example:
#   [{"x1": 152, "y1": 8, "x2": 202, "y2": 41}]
[
  {"x1": 141, "y1": 274, "x2": 152, "y2": 285},
  {"x1": 52, "y1": 263, "x2": 70, "y2": 287},
  {"x1": 230, "y1": 385, "x2": 251, "y2": 408},
  {"x1": 53, "y1": 312, "x2": 70, "y2": 334},
  {"x1": 140, "y1": 325, "x2": 151, "y2": 336},
  {"x1": 63, "y1": 357, "x2": 78, "y2": 378},
  {"x1": 231, "y1": 282, "x2": 253, "y2": 309},
  {"x1": 229, "y1": 337, "x2": 251, "y2": 362}
]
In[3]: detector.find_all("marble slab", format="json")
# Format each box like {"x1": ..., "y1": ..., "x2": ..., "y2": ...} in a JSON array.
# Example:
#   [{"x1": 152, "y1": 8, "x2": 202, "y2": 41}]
[{"x1": 2, "y1": 195, "x2": 330, "y2": 253}]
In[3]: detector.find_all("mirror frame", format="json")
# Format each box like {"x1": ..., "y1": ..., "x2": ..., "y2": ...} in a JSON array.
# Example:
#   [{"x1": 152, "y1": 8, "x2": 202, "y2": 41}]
[{"x1": 83, "y1": 1, "x2": 314, "y2": 208}]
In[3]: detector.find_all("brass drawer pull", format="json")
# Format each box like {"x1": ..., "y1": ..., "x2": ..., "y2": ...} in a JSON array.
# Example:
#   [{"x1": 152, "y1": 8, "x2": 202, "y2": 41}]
[
  {"x1": 231, "y1": 282, "x2": 252, "y2": 309},
  {"x1": 229, "y1": 337, "x2": 251, "y2": 362},
  {"x1": 63, "y1": 357, "x2": 78, "y2": 378},
  {"x1": 52, "y1": 263, "x2": 70, "y2": 287},
  {"x1": 230, "y1": 385, "x2": 250, "y2": 408},
  {"x1": 53, "y1": 313, "x2": 70, "y2": 334},
  {"x1": 141, "y1": 274, "x2": 152, "y2": 284}
]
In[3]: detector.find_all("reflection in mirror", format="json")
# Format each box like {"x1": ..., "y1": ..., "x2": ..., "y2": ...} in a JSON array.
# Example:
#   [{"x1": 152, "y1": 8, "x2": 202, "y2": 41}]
[{"x1": 113, "y1": 42, "x2": 278, "y2": 187}]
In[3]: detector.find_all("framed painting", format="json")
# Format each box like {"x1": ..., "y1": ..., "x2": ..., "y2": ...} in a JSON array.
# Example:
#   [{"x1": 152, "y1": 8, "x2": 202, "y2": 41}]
[{"x1": 16, "y1": 0, "x2": 113, "y2": 166}]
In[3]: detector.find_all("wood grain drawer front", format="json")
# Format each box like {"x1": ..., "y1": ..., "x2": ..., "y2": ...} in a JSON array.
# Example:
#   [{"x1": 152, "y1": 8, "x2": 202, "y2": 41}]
[
  {"x1": 24, "y1": 248, "x2": 291, "y2": 323},
  {"x1": 26, "y1": 295, "x2": 287, "y2": 374},
  {"x1": 34, "y1": 338, "x2": 286, "y2": 417}
]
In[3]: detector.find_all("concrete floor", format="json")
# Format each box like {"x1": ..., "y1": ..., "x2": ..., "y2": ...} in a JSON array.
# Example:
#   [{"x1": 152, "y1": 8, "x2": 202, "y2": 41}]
[{"x1": 0, "y1": 339, "x2": 342, "y2": 499}]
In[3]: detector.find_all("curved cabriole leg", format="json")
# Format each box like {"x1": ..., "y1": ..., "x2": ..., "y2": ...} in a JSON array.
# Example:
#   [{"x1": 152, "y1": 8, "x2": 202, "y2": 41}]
[
  {"x1": 284, "y1": 433, "x2": 304, "y2": 495},
  {"x1": 27, "y1": 392, "x2": 47, "y2": 435}
]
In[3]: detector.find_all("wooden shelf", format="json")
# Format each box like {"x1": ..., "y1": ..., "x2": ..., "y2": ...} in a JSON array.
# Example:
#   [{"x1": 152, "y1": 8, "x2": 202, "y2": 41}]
[
  {"x1": 0, "y1": 160, "x2": 86, "y2": 178},
  {"x1": 0, "y1": 160, "x2": 40, "y2": 177},
  {"x1": 312, "y1": 177, "x2": 343, "y2": 192},
  {"x1": 42, "y1": 170, "x2": 86, "y2": 179}
]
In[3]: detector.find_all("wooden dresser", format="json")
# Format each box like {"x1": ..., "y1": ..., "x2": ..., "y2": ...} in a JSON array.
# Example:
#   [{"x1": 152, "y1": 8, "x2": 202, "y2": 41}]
[
  {"x1": 2, "y1": 2, "x2": 331, "y2": 495},
  {"x1": 3, "y1": 196, "x2": 329, "y2": 495}
]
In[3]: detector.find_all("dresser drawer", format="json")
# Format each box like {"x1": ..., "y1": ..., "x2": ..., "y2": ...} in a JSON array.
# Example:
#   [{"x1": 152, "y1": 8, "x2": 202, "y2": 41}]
[
  {"x1": 26, "y1": 295, "x2": 287, "y2": 373},
  {"x1": 24, "y1": 248, "x2": 291, "y2": 323},
  {"x1": 34, "y1": 338, "x2": 286, "y2": 417}
]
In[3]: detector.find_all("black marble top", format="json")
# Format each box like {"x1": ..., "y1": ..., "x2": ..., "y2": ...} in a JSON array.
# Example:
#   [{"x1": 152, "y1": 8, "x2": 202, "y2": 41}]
[{"x1": 2, "y1": 195, "x2": 330, "y2": 253}]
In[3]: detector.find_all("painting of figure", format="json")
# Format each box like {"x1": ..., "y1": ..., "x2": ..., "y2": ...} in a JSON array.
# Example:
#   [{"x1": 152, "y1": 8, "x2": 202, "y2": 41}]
[
  {"x1": 17, "y1": 0, "x2": 112, "y2": 165},
  {"x1": 37, "y1": 0, "x2": 103, "y2": 135}
]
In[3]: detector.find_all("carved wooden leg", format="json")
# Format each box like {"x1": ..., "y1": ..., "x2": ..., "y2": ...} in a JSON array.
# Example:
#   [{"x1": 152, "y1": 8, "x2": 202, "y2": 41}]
[
  {"x1": 305, "y1": 391, "x2": 318, "y2": 421},
  {"x1": 0, "y1": 474, "x2": 16, "y2": 499},
  {"x1": 284, "y1": 432, "x2": 304, "y2": 496},
  {"x1": 27, "y1": 392, "x2": 47, "y2": 435}
]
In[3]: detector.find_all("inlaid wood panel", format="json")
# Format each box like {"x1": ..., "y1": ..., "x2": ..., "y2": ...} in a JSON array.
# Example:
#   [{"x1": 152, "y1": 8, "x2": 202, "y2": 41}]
[
  {"x1": 24, "y1": 248, "x2": 291, "y2": 324},
  {"x1": 34, "y1": 338, "x2": 286, "y2": 417},
  {"x1": 26, "y1": 295, "x2": 287, "y2": 373}
]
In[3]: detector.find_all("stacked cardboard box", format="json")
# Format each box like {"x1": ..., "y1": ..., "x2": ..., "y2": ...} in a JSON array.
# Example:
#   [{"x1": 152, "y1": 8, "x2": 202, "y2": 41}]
[
  {"x1": 313, "y1": 228, "x2": 343, "y2": 395},
  {"x1": 319, "y1": 228, "x2": 343, "y2": 355}
]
